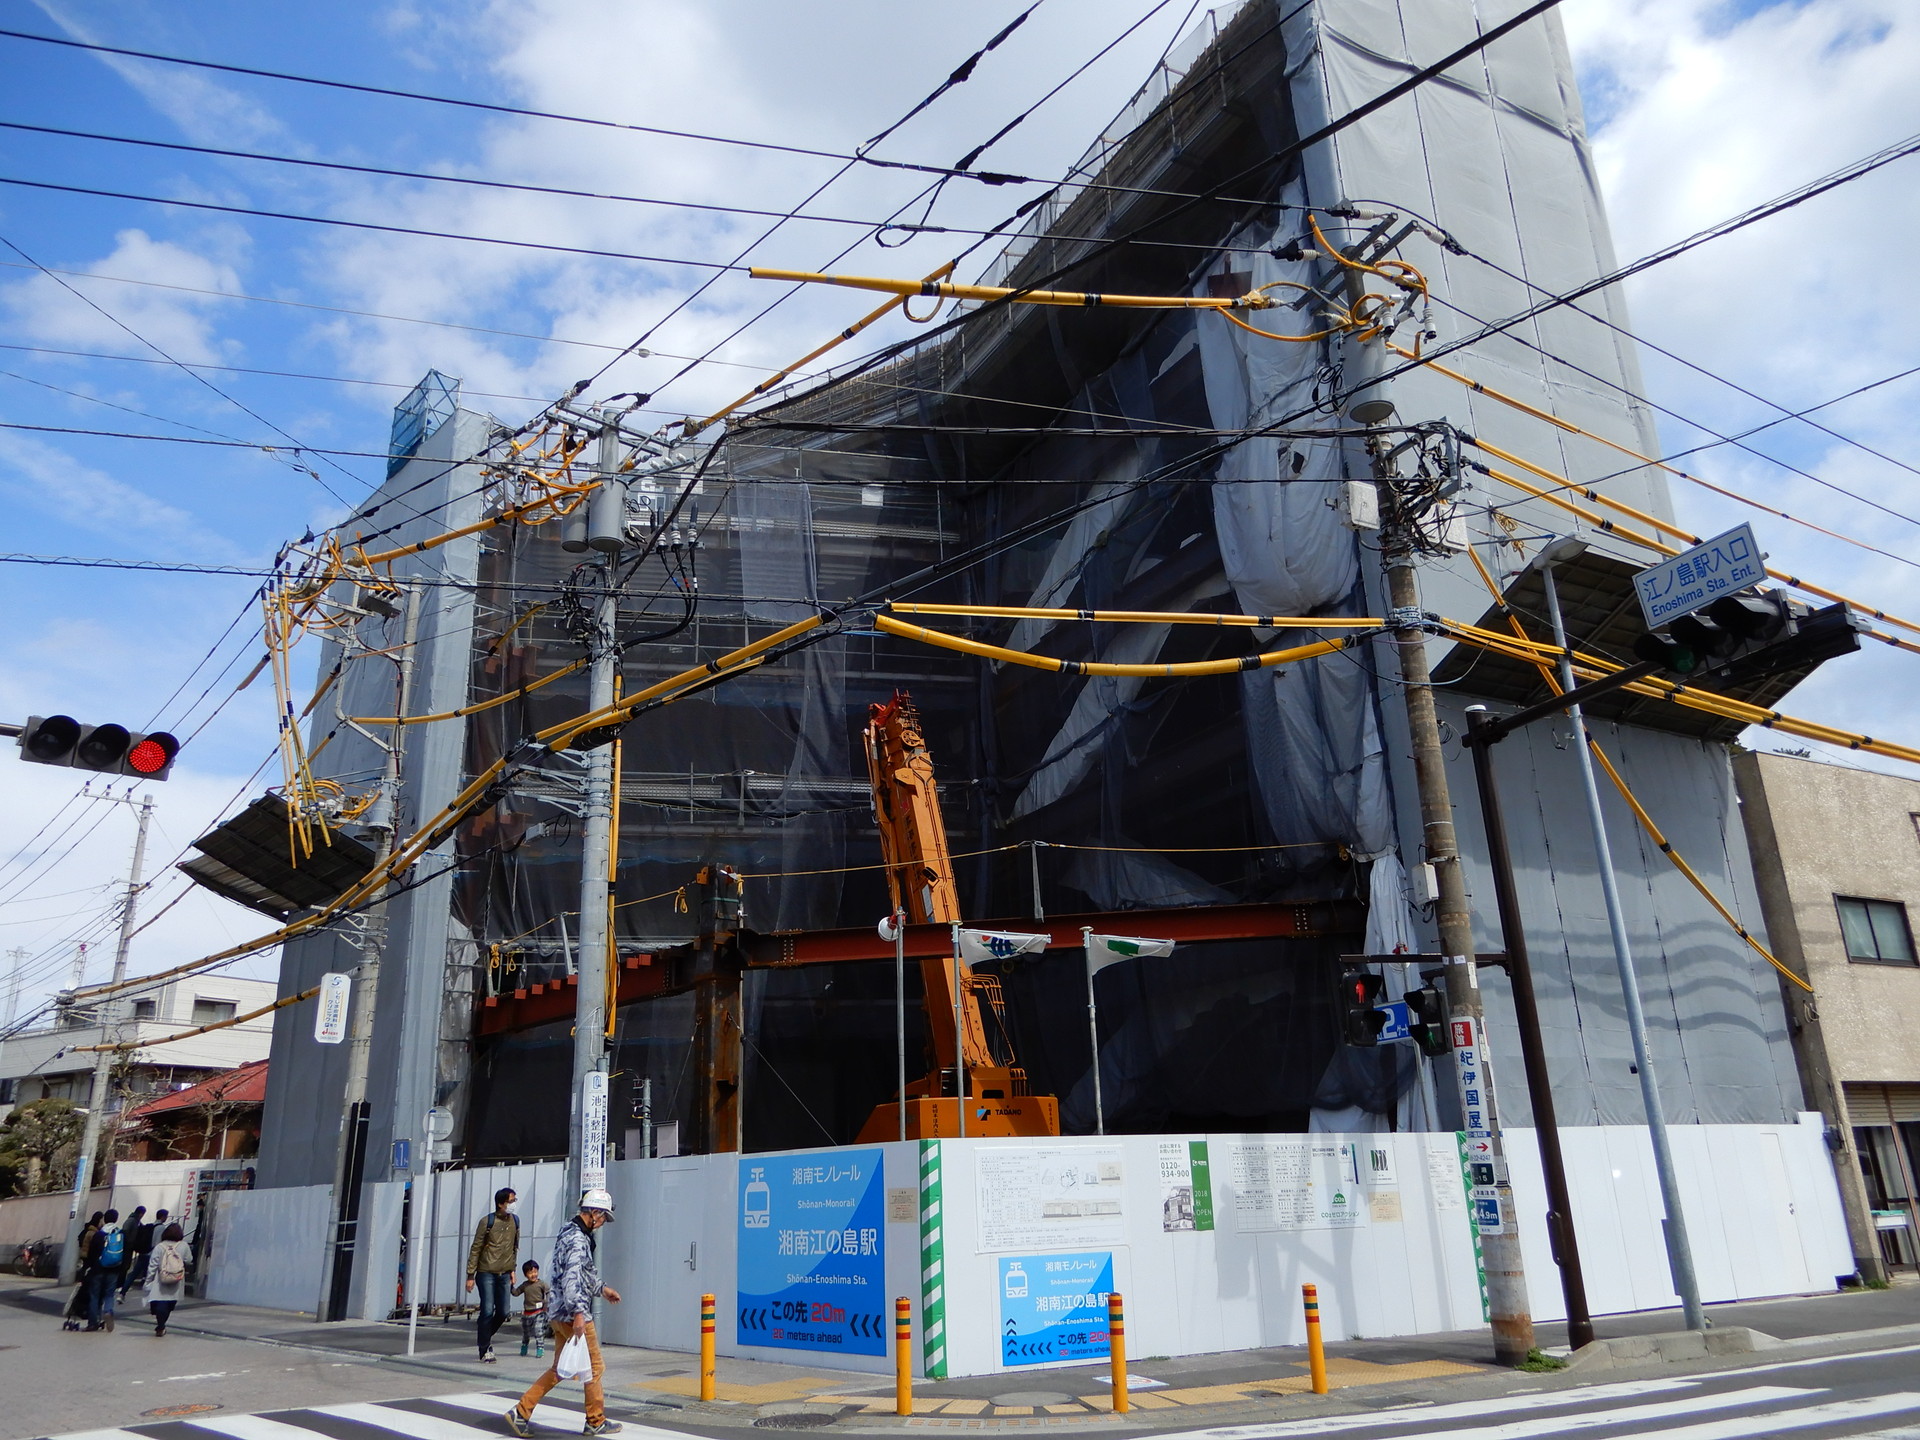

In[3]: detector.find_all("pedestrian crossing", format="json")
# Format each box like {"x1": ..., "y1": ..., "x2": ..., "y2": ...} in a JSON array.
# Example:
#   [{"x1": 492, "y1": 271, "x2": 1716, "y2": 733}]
[
  {"x1": 1174, "y1": 1379, "x2": 1920, "y2": 1440},
  {"x1": 29, "y1": 1380, "x2": 1920, "y2": 1440},
  {"x1": 32, "y1": 1392, "x2": 681, "y2": 1440}
]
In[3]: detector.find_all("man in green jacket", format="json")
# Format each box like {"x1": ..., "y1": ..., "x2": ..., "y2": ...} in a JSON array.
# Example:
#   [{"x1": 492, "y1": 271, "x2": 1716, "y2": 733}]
[{"x1": 466, "y1": 1186, "x2": 519, "y2": 1363}]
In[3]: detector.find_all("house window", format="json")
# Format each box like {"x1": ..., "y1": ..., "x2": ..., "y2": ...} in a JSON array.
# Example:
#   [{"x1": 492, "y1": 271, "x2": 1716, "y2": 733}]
[
  {"x1": 191, "y1": 998, "x2": 237, "y2": 1025},
  {"x1": 1836, "y1": 897, "x2": 1917, "y2": 965},
  {"x1": 131, "y1": 999, "x2": 156, "y2": 1019}
]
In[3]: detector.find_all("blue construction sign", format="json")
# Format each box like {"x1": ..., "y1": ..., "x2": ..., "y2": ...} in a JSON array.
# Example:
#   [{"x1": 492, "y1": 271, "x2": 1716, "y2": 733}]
[
  {"x1": 998, "y1": 1251, "x2": 1114, "y2": 1367},
  {"x1": 737, "y1": 1148, "x2": 887, "y2": 1357}
]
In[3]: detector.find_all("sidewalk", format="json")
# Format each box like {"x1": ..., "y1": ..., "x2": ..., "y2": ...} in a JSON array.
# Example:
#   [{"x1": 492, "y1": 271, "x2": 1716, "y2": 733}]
[{"x1": 6, "y1": 1275, "x2": 1917, "y2": 1431}]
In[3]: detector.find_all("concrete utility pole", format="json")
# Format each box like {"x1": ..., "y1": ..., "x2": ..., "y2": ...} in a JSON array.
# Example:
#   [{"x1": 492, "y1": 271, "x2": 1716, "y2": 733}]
[
  {"x1": 322, "y1": 585, "x2": 421, "y2": 1321},
  {"x1": 59, "y1": 794, "x2": 151, "y2": 1285},
  {"x1": 1375, "y1": 519, "x2": 1534, "y2": 1365},
  {"x1": 1540, "y1": 560, "x2": 1705, "y2": 1331},
  {"x1": 567, "y1": 416, "x2": 623, "y2": 1203}
]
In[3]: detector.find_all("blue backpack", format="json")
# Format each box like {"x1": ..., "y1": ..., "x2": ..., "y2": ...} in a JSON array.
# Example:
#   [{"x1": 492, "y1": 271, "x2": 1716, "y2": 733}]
[{"x1": 100, "y1": 1226, "x2": 125, "y2": 1267}]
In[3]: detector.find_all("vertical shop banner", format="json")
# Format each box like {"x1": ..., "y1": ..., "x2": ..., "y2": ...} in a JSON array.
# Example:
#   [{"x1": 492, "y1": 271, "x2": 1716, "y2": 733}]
[
  {"x1": 999, "y1": 1251, "x2": 1114, "y2": 1366},
  {"x1": 738, "y1": 1148, "x2": 887, "y2": 1356},
  {"x1": 1158, "y1": 1140, "x2": 1215, "y2": 1232}
]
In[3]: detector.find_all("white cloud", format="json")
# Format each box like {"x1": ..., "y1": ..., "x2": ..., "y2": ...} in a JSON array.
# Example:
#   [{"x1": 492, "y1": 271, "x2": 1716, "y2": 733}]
[{"x1": 1, "y1": 229, "x2": 246, "y2": 366}]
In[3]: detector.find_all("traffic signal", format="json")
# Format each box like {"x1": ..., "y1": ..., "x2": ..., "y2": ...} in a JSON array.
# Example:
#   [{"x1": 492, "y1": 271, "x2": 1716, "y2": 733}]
[
  {"x1": 1335, "y1": 965, "x2": 1389, "y2": 1047},
  {"x1": 1405, "y1": 985, "x2": 1452, "y2": 1057},
  {"x1": 1632, "y1": 590, "x2": 1863, "y2": 683},
  {"x1": 15, "y1": 715, "x2": 180, "y2": 779}
]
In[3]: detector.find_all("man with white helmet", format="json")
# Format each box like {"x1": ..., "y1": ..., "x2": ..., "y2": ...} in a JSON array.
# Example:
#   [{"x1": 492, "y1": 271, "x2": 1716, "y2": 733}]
[{"x1": 506, "y1": 1189, "x2": 623, "y2": 1436}]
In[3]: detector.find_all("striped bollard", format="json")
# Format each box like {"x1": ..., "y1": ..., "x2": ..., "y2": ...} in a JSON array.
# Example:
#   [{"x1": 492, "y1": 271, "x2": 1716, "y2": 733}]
[
  {"x1": 1303, "y1": 1283, "x2": 1327, "y2": 1395},
  {"x1": 699, "y1": 1292, "x2": 717, "y2": 1401},
  {"x1": 895, "y1": 1296, "x2": 913, "y2": 1415},
  {"x1": 1108, "y1": 1291, "x2": 1129, "y2": 1414}
]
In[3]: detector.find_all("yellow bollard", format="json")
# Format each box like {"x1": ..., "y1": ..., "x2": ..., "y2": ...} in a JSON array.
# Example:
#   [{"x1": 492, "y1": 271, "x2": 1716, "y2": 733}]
[
  {"x1": 1303, "y1": 1283, "x2": 1327, "y2": 1395},
  {"x1": 1108, "y1": 1291, "x2": 1129, "y2": 1414},
  {"x1": 700, "y1": 1292, "x2": 717, "y2": 1402},
  {"x1": 895, "y1": 1296, "x2": 913, "y2": 1416}
]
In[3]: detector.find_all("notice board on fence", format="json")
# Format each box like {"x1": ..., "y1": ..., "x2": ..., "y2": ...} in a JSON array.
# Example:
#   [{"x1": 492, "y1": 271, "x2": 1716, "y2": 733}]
[
  {"x1": 736, "y1": 1148, "x2": 886, "y2": 1356},
  {"x1": 975, "y1": 1145, "x2": 1125, "y2": 1252},
  {"x1": 1224, "y1": 1137, "x2": 1363, "y2": 1231}
]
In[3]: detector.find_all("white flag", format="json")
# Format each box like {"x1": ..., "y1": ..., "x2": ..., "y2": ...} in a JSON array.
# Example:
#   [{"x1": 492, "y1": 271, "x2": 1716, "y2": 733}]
[
  {"x1": 958, "y1": 928, "x2": 1050, "y2": 964},
  {"x1": 1086, "y1": 933, "x2": 1175, "y2": 975}
]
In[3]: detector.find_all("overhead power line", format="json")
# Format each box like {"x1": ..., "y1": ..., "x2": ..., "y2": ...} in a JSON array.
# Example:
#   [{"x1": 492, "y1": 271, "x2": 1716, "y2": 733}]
[{"x1": 0, "y1": 177, "x2": 741, "y2": 272}]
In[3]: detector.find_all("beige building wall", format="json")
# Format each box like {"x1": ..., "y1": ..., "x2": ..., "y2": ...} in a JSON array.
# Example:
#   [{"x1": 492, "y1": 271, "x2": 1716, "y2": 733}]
[{"x1": 1734, "y1": 749, "x2": 1920, "y2": 1281}]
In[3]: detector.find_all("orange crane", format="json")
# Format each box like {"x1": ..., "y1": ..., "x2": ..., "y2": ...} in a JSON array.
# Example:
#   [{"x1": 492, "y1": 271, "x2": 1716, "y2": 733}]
[{"x1": 856, "y1": 692, "x2": 1060, "y2": 1140}]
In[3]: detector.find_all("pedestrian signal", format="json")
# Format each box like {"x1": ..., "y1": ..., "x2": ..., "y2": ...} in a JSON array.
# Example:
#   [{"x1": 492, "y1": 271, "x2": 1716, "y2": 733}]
[{"x1": 1335, "y1": 965, "x2": 1388, "y2": 1047}]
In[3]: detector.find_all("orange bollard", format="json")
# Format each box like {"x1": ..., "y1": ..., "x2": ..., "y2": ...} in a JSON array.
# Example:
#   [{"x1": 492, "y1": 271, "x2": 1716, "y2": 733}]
[
  {"x1": 1302, "y1": 1283, "x2": 1327, "y2": 1395},
  {"x1": 1108, "y1": 1292, "x2": 1129, "y2": 1414},
  {"x1": 895, "y1": 1296, "x2": 913, "y2": 1416},
  {"x1": 700, "y1": 1292, "x2": 717, "y2": 1401}
]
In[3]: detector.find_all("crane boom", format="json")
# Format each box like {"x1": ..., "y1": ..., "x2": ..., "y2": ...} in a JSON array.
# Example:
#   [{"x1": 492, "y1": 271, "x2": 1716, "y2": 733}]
[{"x1": 857, "y1": 692, "x2": 1059, "y2": 1140}]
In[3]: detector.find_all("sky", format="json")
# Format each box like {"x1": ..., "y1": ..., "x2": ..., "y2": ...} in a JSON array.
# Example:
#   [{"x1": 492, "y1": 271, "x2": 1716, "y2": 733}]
[{"x1": 0, "y1": 0, "x2": 1915, "y2": 1025}]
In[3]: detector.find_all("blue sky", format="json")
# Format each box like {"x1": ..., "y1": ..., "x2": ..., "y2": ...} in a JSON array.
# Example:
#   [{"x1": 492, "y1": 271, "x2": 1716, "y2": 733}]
[{"x1": 1, "y1": 0, "x2": 1916, "y2": 1015}]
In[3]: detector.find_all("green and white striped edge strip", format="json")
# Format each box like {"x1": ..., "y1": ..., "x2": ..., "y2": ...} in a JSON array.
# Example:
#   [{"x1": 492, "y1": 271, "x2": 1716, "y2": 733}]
[
  {"x1": 919, "y1": 1138, "x2": 947, "y2": 1379},
  {"x1": 1456, "y1": 1133, "x2": 1491, "y2": 1322}
]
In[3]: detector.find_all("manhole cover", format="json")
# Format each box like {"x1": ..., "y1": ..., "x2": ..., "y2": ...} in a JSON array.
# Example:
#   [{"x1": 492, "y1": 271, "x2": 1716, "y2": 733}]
[
  {"x1": 753, "y1": 1414, "x2": 838, "y2": 1429},
  {"x1": 990, "y1": 1391, "x2": 1074, "y2": 1406},
  {"x1": 143, "y1": 1404, "x2": 224, "y2": 1419}
]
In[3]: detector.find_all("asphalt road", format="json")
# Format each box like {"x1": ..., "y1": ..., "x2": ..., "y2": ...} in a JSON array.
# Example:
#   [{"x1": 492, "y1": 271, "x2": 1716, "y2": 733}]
[{"x1": 11, "y1": 1336, "x2": 1920, "y2": 1440}]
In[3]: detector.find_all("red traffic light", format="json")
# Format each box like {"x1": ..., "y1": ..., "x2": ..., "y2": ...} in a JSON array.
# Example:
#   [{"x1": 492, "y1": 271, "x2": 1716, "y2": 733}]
[
  {"x1": 13, "y1": 715, "x2": 180, "y2": 779},
  {"x1": 127, "y1": 732, "x2": 180, "y2": 776}
]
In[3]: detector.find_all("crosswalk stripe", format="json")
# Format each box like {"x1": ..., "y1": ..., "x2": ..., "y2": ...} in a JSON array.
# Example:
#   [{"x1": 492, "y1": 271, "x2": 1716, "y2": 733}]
[
  {"x1": 182, "y1": 1417, "x2": 335, "y2": 1440},
  {"x1": 309, "y1": 1403, "x2": 505, "y2": 1440},
  {"x1": 1188, "y1": 1380, "x2": 1706, "y2": 1438},
  {"x1": 1391, "y1": 1388, "x2": 1821, "y2": 1440},
  {"x1": 427, "y1": 1390, "x2": 687, "y2": 1436},
  {"x1": 1604, "y1": 1392, "x2": 1920, "y2": 1440}
]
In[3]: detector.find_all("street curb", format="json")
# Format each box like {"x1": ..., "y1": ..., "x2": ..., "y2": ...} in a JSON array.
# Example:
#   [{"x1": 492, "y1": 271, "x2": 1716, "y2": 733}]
[{"x1": 1565, "y1": 1326, "x2": 1781, "y2": 1371}]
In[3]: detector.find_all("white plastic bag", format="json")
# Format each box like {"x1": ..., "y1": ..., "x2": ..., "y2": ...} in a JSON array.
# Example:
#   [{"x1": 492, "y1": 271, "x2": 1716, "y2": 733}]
[{"x1": 556, "y1": 1333, "x2": 592, "y2": 1381}]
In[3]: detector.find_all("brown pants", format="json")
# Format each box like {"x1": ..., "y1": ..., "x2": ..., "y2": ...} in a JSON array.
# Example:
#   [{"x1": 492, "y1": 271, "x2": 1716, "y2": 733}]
[{"x1": 516, "y1": 1317, "x2": 604, "y2": 1426}]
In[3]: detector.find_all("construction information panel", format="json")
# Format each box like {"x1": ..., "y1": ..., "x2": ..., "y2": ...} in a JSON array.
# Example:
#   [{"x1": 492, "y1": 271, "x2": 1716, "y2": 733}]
[
  {"x1": 737, "y1": 1147, "x2": 886, "y2": 1356},
  {"x1": 998, "y1": 1251, "x2": 1114, "y2": 1367},
  {"x1": 976, "y1": 1146, "x2": 1125, "y2": 1252},
  {"x1": 1226, "y1": 1138, "x2": 1363, "y2": 1231}
]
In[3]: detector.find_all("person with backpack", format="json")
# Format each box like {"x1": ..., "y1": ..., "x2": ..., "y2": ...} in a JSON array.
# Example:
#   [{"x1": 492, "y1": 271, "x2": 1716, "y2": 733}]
[
  {"x1": 144, "y1": 1222, "x2": 191, "y2": 1336},
  {"x1": 85, "y1": 1208, "x2": 127, "y2": 1332},
  {"x1": 118, "y1": 1206, "x2": 150, "y2": 1300},
  {"x1": 465, "y1": 1186, "x2": 519, "y2": 1363}
]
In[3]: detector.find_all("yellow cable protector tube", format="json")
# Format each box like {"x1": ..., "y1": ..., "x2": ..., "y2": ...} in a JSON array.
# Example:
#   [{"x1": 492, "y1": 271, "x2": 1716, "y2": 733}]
[{"x1": 874, "y1": 612, "x2": 1357, "y2": 676}]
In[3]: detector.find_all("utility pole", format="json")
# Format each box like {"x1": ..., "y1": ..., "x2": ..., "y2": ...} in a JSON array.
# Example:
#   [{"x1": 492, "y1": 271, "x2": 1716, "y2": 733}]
[
  {"x1": 1464, "y1": 706, "x2": 1594, "y2": 1349},
  {"x1": 322, "y1": 584, "x2": 421, "y2": 1321},
  {"x1": 2, "y1": 946, "x2": 25, "y2": 1028},
  {"x1": 59, "y1": 794, "x2": 151, "y2": 1285},
  {"x1": 1540, "y1": 560, "x2": 1705, "y2": 1331},
  {"x1": 568, "y1": 415, "x2": 623, "y2": 1202}
]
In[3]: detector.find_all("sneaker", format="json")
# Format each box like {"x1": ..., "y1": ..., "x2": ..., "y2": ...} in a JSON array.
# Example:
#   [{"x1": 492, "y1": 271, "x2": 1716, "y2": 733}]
[
  {"x1": 503, "y1": 1405, "x2": 532, "y2": 1437},
  {"x1": 482, "y1": 1348, "x2": 498, "y2": 1364},
  {"x1": 520, "y1": 1343, "x2": 530, "y2": 1356},
  {"x1": 535, "y1": 1345, "x2": 544, "y2": 1358},
  {"x1": 583, "y1": 1422, "x2": 623, "y2": 1436},
  {"x1": 104, "y1": 1314, "x2": 115, "y2": 1333}
]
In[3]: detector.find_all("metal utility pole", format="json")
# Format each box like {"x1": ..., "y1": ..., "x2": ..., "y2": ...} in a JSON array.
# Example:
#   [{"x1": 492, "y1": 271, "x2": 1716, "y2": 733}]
[
  {"x1": 1371, "y1": 458, "x2": 1535, "y2": 1366},
  {"x1": 2, "y1": 947, "x2": 25, "y2": 1028},
  {"x1": 322, "y1": 584, "x2": 421, "y2": 1321},
  {"x1": 1464, "y1": 705, "x2": 1595, "y2": 1350},
  {"x1": 59, "y1": 794, "x2": 151, "y2": 1285},
  {"x1": 567, "y1": 416, "x2": 623, "y2": 1202},
  {"x1": 1540, "y1": 561, "x2": 1705, "y2": 1331}
]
